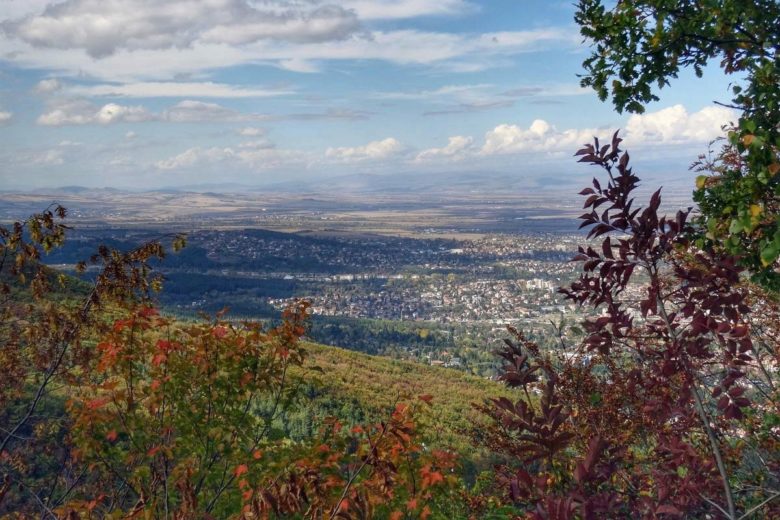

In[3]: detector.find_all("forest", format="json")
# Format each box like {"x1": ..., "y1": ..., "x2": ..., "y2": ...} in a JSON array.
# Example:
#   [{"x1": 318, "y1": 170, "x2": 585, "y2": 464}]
[{"x1": 2, "y1": 1, "x2": 780, "y2": 518}]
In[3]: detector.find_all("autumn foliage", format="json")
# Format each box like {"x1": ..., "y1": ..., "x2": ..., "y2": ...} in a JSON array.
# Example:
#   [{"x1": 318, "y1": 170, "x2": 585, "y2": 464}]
[
  {"x1": 0, "y1": 209, "x2": 460, "y2": 518},
  {"x1": 1, "y1": 145, "x2": 779, "y2": 518},
  {"x1": 473, "y1": 133, "x2": 780, "y2": 519}
]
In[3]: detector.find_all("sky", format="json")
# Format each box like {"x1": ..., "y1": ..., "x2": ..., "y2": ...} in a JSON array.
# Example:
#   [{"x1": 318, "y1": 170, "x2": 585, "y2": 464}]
[{"x1": 0, "y1": 0, "x2": 739, "y2": 191}]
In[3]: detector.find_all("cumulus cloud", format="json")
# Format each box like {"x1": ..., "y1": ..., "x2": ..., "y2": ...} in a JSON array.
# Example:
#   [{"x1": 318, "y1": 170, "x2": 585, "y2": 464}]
[
  {"x1": 156, "y1": 145, "x2": 305, "y2": 171},
  {"x1": 480, "y1": 119, "x2": 598, "y2": 155},
  {"x1": 625, "y1": 104, "x2": 735, "y2": 144},
  {"x1": 412, "y1": 104, "x2": 736, "y2": 163},
  {"x1": 37, "y1": 99, "x2": 154, "y2": 125},
  {"x1": 69, "y1": 81, "x2": 293, "y2": 98},
  {"x1": 415, "y1": 136, "x2": 473, "y2": 162},
  {"x1": 34, "y1": 78, "x2": 62, "y2": 93},
  {"x1": 0, "y1": 110, "x2": 12, "y2": 124},
  {"x1": 325, "y1": 138, "x2": 405, "y2": 162},
  {"x1": 4, "y1": 0, "x2": 360, "y2": 58}
]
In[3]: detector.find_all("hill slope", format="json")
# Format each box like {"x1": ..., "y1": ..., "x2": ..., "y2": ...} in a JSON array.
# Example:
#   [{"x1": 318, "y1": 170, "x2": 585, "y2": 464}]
[{"x1": 300, "y1": 342, "x2": 505, "y2": 448}]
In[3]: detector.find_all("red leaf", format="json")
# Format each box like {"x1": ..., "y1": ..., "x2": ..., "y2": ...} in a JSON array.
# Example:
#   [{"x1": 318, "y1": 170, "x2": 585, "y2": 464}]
[
  {"x1": 656, "y1": 504, "x2": 683, "y2": 516},
  {"x1": 139, "y1": 307, "x2": 159, "y2": 318},
  {"x1": 87, "y1": 397, "x2": 110, "y2": 410}
]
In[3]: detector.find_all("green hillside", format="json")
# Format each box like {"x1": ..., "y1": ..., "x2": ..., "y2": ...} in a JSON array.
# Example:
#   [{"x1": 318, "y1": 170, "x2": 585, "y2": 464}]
[{"x1": 296, "y1": 342, "x2": 506, "y2": 451}]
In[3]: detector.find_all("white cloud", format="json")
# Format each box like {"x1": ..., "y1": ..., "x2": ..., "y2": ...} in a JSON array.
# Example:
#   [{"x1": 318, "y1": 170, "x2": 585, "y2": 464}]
[
  {"x1": 277, "y1": 58, "x2": 320, "y2": 73},
  {"x1": 0, "y1": 25, "x2": 574, "y2": 81},
  {"x1": 625, "y1": 104, "x2": 735, "y2": 145},
  {"x1": 37, "y1": 99, "x2": 154, "y2": 125},
  {"x1": 34, "y1": 78, "x2": 62, "y2": 93},
  {"x1": 325, "y1": 137, "x2": 405, "y2": 162},
  {"x1": 481, "y1": 119, "x2": 597, "y2": 155},
  {"x1": 156, "y1": 145, "x2": 306, "y2": 171},
  {"x1": 373, "y1": 84, "x2": 492, "y2": 101},
  {"x1": 4, "y1": 0, "x2": 360, "y2": 58},
  {"x1": 0, "y1": 111, "x2": 12, "y2": 124},
  {"x1": 156, "y1": 147, "x2": 233, "y2": 170},
  {"x1": 32, "y1": 148, "x2": 64, "y2": 165},
  {"x1": 125, "y1": 131, "x2": 136, "y2": 139},
  {"x1": 36, "y1": 98, "x2": 369, "y2": 126},
  {"x1": 415, "y1": 135, "x2": 473, "y2": 162},
  {"x1": 424, "y1": 99, "x2": 513, "y2": 116},
  {"x1": 266, "y1": 28, "x2": 570, "y2": 66},
  {"x1": 479, "y1": 105, "x2": 735, "y2": 156},
  {"x1": 69, "y1": 81, "x2": 293, "y2": 98},
  {"x1": 238, "y1": 127, "x2": 265, "y2": 136},
  {"x1": 341, "y1": 0, "x2": 474, "y2": 20},
  {"x1": 238, "y1": 139, "x2": 274, "y2": 149},
  {"x1": 162, "y1": 100, "x2": 248, "y2": 123},
  {"x1": 198, "y1": 5, "x2": 359, "y2": 46}
]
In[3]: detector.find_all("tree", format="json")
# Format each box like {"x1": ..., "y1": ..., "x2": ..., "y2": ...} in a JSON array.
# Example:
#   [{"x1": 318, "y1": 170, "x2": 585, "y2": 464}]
[
  {"x1": 576, "y1": 0, "x2": 780, "y2": 288},
  {"x1": 0, "y1": 206, "x2": 184, "y2": 515},
  {"x1": 1, "y1": 208, "x2": 461, "y2": 519},
  {"x1": 475, "y1": 134, "x2": 780, "y2": 519}
]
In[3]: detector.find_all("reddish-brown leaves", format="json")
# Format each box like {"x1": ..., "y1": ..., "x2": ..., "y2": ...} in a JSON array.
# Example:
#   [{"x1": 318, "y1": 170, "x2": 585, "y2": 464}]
[{"x1": 477, "y1": 134, "x2": 766, "y2": 519}]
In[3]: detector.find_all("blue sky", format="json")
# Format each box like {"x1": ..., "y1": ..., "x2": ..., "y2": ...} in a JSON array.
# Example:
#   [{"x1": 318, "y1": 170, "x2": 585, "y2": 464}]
[{"x1": 0, "y1": 0, "x2": 737, "y2": 191}]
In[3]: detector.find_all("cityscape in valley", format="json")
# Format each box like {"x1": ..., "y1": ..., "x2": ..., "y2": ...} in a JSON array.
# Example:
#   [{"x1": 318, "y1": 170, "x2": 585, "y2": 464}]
[{"x1": 1, "y1": 187, "x2": 622, "y2": 375}]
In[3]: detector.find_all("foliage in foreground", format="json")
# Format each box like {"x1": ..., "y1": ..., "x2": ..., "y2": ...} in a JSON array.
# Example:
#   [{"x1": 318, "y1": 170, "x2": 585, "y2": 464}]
[
  {"x1": 576, "y1": 0, "x2": 780, "y2": 288},
  {"x1": 472, "y1": 134, "x2": 780, "y2": 519},
  {"x1": 0, "y1": 209, "x2": 463, "y2": 518}
]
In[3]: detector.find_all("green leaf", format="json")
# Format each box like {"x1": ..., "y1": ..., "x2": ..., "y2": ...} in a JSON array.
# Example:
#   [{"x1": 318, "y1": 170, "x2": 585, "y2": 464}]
[
  {"x1": 760, "y1": 244, "x2": 779, "y2": 267},
  {"x1": 729, "y1": 219, "x2": 744, "y2": 234}
]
